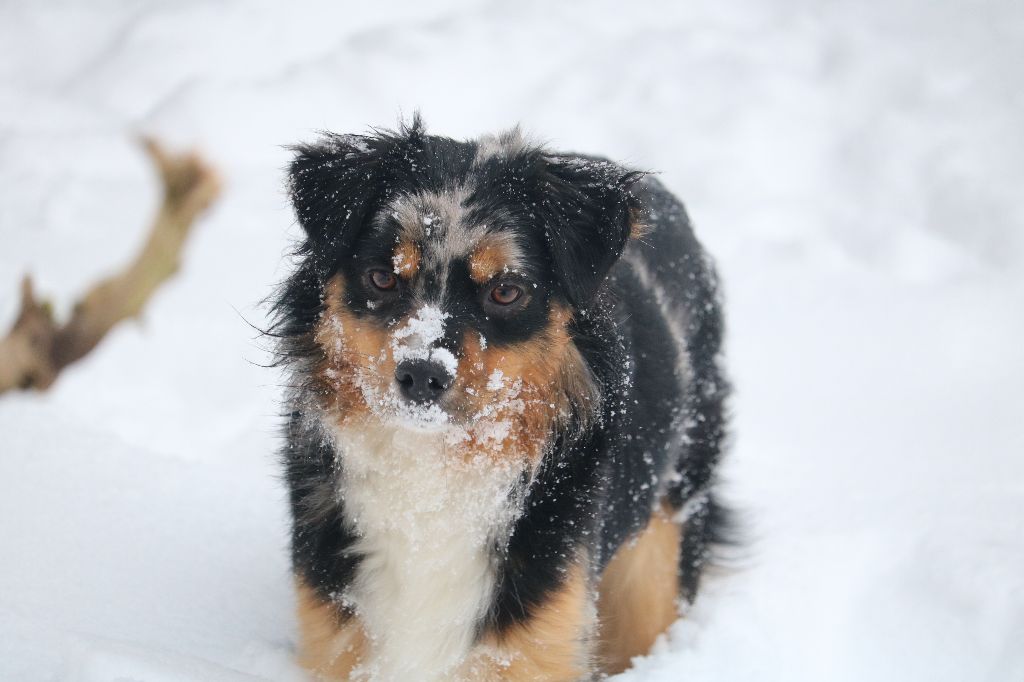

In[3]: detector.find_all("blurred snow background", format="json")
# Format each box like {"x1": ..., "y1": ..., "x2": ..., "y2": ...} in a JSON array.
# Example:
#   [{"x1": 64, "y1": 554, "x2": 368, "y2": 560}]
[{"x1": 1, "y1": 0, "x2": 1022, "y2": 680}]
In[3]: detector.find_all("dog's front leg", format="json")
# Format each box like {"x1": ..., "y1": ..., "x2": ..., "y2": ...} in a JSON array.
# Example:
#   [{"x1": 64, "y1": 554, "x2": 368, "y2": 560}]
[
  {"x1": 463, "y1": 563, "x2": 597, "y2": 682},
  {"x1": 295, "y1": 578, "x2": 368, "y2": 680}
]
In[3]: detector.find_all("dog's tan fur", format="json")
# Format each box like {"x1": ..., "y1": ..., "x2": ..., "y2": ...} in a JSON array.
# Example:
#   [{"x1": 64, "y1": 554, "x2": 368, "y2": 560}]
[
  {"x1": 596, "y1": 507, "x2": 683, "y2": 674},
  {"x1": 467, "y1": 233, "x2": 524, "y2": 284},
  {"x1": 295, "y1": 579, "x2": 368, "y2": 679},
  {"x1": 450, "y1": 303, "x2": 597, "y2": 464},
  {"x1": 391, "y1": 240, "x2": 421, "y2": 279},
  {"x1": 468, "y1": 562, "x2": 595, "y2": 681},
  {"x1": 313, "y1": 276, "x2": 383, "y2": 425}
]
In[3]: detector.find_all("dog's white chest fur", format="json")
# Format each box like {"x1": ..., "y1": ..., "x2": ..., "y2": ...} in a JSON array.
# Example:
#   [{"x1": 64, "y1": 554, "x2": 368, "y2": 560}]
[{"x1": 332, "y1": 424, "x2": 523, "y2": 681}]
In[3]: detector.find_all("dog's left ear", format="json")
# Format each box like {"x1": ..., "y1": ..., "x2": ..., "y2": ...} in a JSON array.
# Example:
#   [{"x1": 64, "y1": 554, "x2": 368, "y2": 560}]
[{"x1": 538, "y1": 156, "x2": 646, "y2": 309}]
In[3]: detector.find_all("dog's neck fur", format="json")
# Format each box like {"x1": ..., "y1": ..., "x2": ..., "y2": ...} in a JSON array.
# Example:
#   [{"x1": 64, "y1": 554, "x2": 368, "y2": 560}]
[{"x1": 331, "y1": 421, "x2": 527, "y2": 681}]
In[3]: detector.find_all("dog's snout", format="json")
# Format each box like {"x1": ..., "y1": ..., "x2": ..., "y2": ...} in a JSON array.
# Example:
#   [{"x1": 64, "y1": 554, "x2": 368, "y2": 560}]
[{"x1": 395, "y1": 359, "x2": 452, "y2": 403}]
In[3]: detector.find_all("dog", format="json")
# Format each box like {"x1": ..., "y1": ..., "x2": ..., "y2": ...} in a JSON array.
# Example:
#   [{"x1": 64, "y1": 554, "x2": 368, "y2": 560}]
[{"x1": 272, "y1": 117, "x2": 731, "y2": 681}]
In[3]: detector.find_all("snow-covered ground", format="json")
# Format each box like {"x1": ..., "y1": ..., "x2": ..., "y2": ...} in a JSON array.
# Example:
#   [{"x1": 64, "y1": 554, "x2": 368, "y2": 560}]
[{"x1": 2, "y1": 1, "x2": 1022, "y2": 680}]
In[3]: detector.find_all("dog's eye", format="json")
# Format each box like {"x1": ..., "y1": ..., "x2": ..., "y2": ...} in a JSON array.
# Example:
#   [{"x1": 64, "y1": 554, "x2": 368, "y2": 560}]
[
  {"x1": 368, "y1": 269, "x2": 398, "y2": 291},
  {"x1": 489, "y1": 284, "x2": 522, "y2": 305}
]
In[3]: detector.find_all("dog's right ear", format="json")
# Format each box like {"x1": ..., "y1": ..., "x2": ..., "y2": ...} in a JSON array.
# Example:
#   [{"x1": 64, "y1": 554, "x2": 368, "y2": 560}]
[
  {"x1": 287, "y1": 133, "x2": 387, "y2": 272},
  {"x1": 288, "y1": 119, "x2": 428, "y2": 273}
]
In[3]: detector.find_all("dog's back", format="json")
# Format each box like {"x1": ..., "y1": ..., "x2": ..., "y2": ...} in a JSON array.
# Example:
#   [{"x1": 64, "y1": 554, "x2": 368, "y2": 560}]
[{"x1": 607, "y1": 173, "x2": 731, "y2": 596}]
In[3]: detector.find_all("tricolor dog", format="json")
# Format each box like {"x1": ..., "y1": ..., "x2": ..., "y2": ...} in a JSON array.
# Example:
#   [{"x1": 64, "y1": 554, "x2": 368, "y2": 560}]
[{"x1": 273, "y1": 118, "x2": 731, "y2": 680}]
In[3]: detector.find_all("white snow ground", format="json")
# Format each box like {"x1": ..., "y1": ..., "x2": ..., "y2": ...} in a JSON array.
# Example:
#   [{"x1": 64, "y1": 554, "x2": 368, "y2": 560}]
[{"x1": 1, "y1": 1, "x2": 1022, "y2": 680}]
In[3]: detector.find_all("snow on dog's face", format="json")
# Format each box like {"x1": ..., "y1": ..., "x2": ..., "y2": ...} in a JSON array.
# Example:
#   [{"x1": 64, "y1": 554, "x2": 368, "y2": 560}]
[{"x1": 284, "y1": 119, "x2": 641, "y2": 462}]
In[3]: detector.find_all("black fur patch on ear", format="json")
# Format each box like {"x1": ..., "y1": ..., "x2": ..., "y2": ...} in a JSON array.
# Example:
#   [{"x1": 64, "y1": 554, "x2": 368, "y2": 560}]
[
  {"x1": 287, "y1": 115, "x2": 427, "y2": 277},
  {"x1": 537, "y1": 156, "x2": 645, "y2": 308}
]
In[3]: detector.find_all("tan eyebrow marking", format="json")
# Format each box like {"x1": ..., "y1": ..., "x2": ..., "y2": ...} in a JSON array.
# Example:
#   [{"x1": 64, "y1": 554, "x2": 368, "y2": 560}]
[
  {"x1": 468, "y1": 233, "x2": 523, "y2": 284},
  {"x1": 392, "y1": 241, "x2": 421, "y2": 279}
]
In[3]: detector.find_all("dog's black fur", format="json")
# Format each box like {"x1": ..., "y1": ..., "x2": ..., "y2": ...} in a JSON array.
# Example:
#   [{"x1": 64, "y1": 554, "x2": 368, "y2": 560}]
[{"x1": 272, "y1": 117, "x2": 731, "y2": 676}]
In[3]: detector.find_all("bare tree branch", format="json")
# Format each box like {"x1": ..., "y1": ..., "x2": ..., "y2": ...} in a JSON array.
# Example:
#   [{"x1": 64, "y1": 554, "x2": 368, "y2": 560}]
[{"x1": 0, "y1": 138, "x2": 221, "y2": 395}]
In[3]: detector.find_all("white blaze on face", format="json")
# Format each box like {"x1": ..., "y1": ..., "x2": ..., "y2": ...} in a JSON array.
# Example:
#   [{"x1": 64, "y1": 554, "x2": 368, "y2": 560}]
[
  {"x1": 384, "y1": 305, "x2": 461, "y2": 427},
  {"x1": 390, "y1": 305, "x2": 458, "y2": 375}
]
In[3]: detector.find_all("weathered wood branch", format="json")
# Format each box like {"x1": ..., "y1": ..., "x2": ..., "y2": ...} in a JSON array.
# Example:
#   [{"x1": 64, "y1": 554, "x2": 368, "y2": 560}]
[{"x1": 0, "y1": 139, "x2": 221, "y2": 395}]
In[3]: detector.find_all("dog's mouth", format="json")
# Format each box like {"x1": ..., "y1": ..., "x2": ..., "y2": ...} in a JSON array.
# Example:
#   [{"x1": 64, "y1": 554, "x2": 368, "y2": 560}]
[
  {"x1": 391, "y1": 394, "x2": 459, "y2": 431},
  {"x1": 351, "y1": 365, "x2": 526, "y2": 441},
  {"x1": 347, "y1": 368, "x2": 462, "y2": 432}
]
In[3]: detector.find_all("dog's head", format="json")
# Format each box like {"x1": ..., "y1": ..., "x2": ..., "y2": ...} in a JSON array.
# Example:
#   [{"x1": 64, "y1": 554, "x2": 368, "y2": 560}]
[{"x1": 281, "y1": 118, "x2": 643, "y2": 460}]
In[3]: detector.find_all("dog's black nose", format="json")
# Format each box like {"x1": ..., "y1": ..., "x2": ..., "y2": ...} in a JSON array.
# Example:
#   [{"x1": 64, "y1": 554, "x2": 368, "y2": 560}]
[{"x1": 395, "y1": 359, "x2": 453, "y2": 403}]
